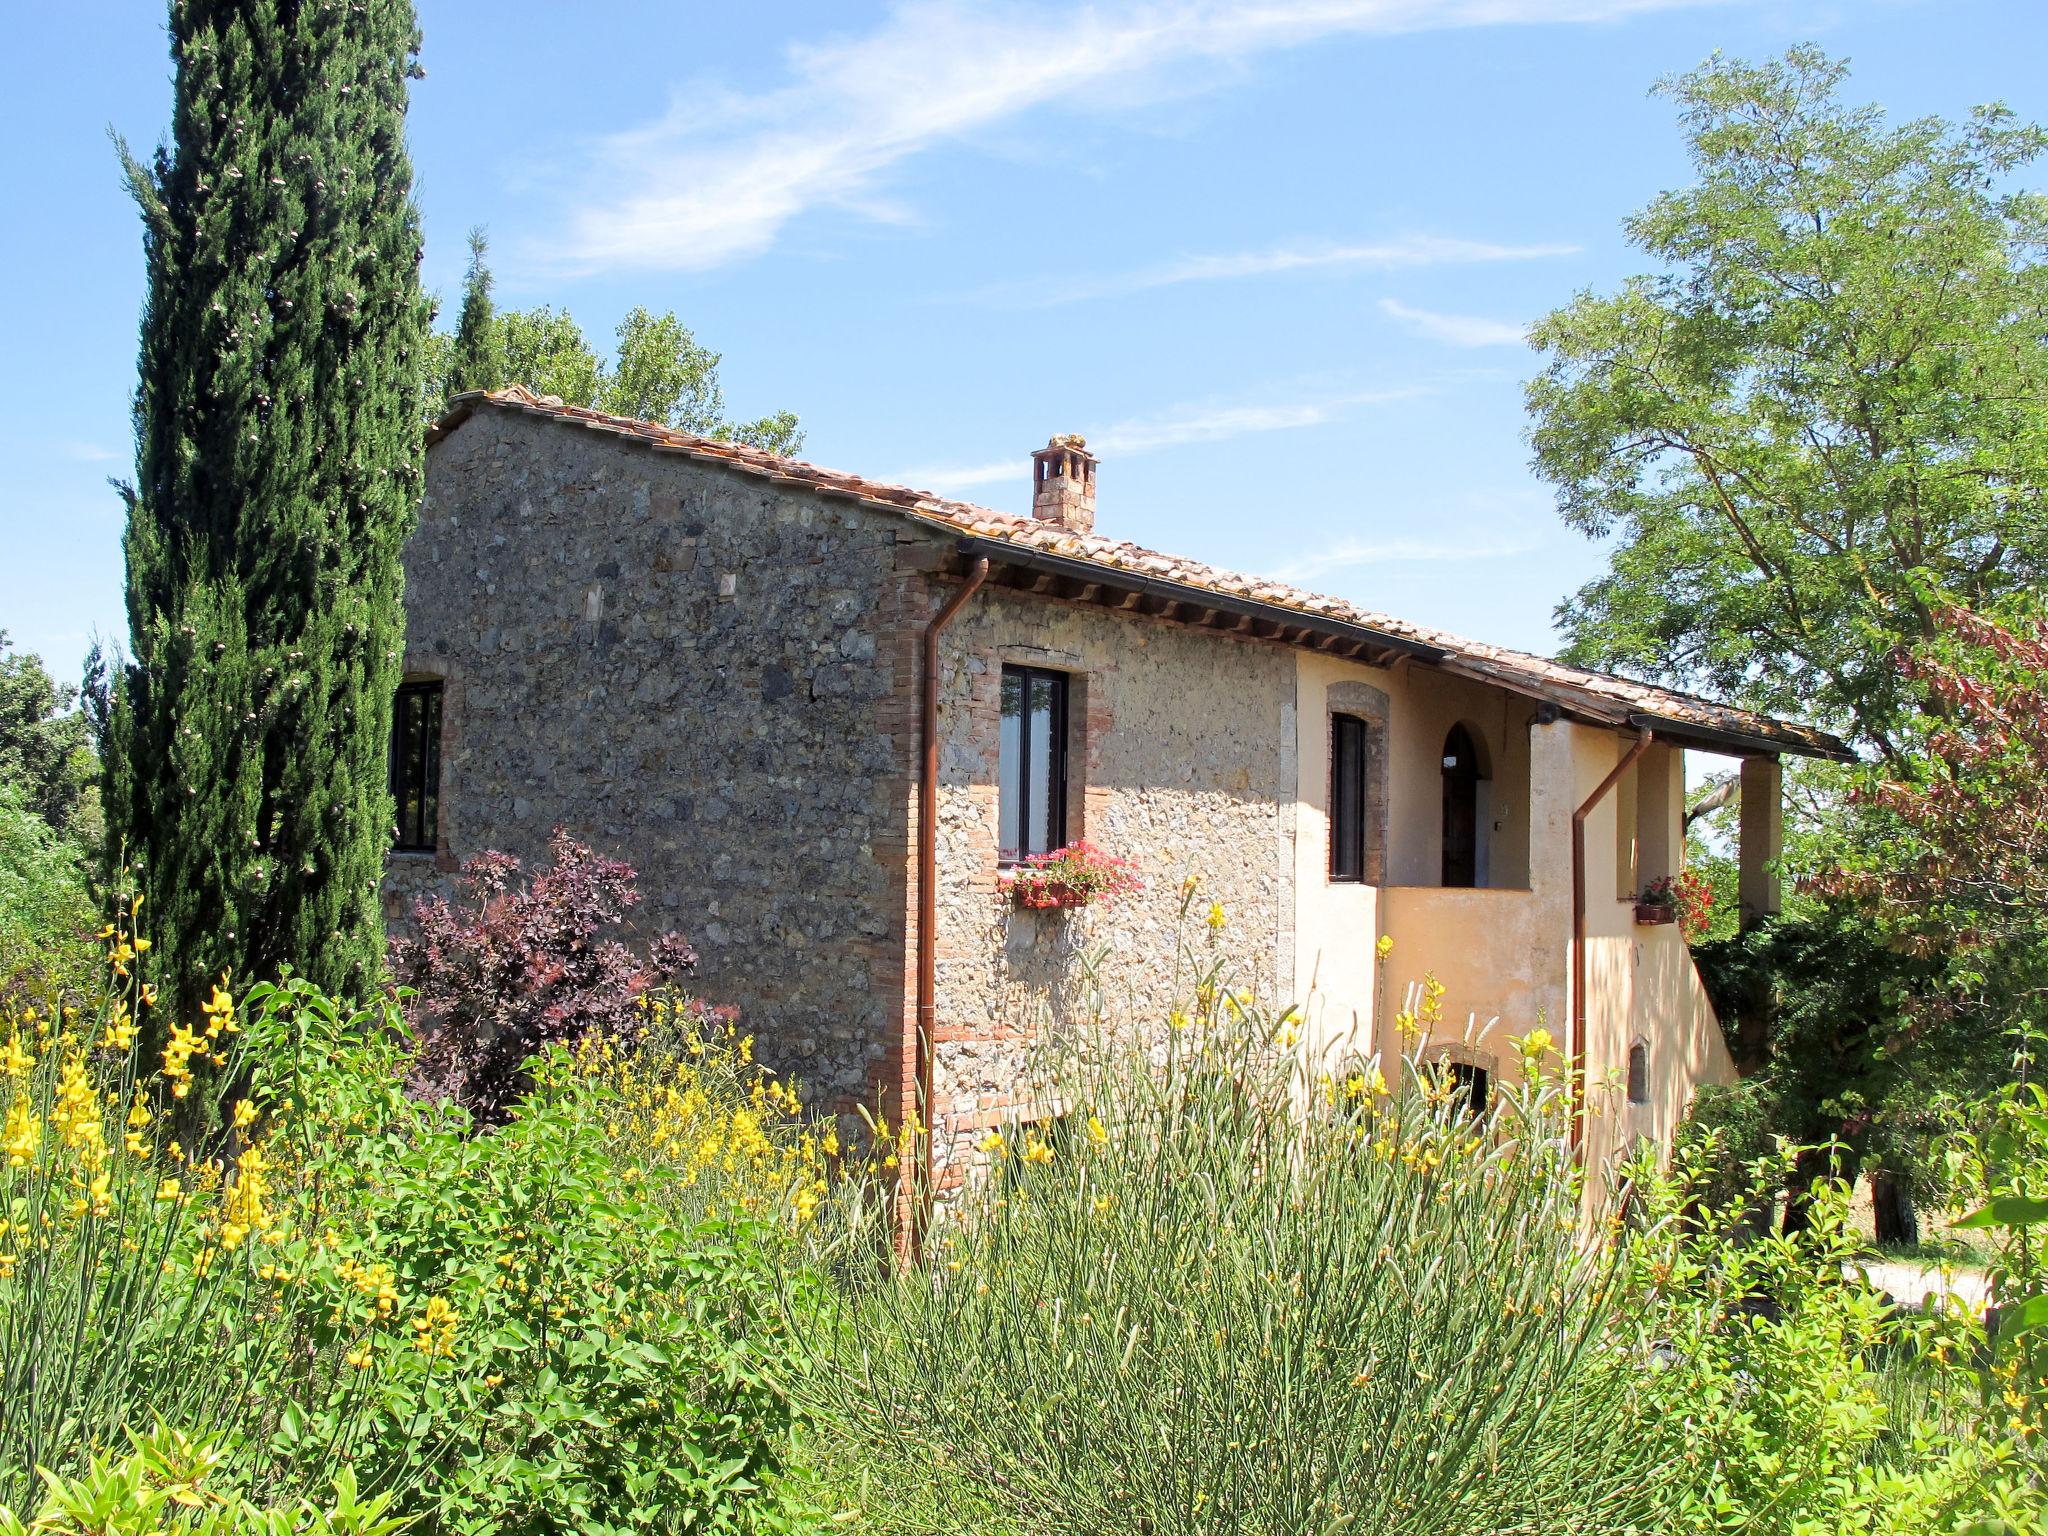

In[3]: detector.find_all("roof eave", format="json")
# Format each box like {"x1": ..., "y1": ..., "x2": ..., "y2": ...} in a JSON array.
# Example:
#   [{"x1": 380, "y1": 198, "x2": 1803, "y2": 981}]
[
  {"x1": 1623, "y1": 711, "x2": 1856, "y2": 763},
  {"x1": 951, "y1": 535, "x2": 1447, "y2": 667}
]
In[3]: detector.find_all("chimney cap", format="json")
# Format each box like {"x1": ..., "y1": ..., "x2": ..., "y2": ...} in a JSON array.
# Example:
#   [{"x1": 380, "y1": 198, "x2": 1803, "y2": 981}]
[{"x1": 1034, "y1": 432, "x2": 1094, "y2": 460}]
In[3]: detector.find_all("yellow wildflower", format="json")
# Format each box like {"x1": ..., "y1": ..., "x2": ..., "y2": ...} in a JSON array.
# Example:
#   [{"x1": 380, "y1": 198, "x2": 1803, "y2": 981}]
[
  {"x1": 1205, "y1": 902, "x2": 1227, "y2": 932},
  {"x1": 3, "y1": 1102, "x2": 40, "y2": 1167},
  {"x1": 0, "y1": 1033, "x2": 33, "y2": 1079},
  {"x1": 1375, "y1": 934, "x2": 1394, "y2": 960},
  {"x1": 980, "y1": 1130, "x2": 1007, "y2": 1159},
  {"x1": 1022, "y1": 1134, "x2": 1054, "y2": 1166}
]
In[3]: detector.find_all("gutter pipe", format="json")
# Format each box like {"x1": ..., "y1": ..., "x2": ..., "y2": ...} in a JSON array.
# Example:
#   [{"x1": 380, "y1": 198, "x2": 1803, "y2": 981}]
[
  {"x1": 1569, "y1": 725, "x2": 1654, "y2": 1157},
  {"x1": 898, "y1": 555, "x2": 989, "y2": 1262}
]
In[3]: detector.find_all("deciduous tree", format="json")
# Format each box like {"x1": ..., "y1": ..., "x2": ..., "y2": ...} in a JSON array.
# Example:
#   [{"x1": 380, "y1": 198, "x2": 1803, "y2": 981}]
[{"x1": 1528, "y1": 48, "x2": 2048, "y2": 758}]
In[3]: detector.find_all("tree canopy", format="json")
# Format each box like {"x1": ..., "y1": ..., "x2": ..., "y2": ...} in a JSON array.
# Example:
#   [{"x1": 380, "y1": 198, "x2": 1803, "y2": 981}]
[
  {"x1": 0, "y1": 634, "x2": 98, "y2": 846},
  {"x1": 436, "y1": 232, "x2": 803, "y2": 456},
  {"x1": 1527, "y1": 48, "x2": 2048, "y2": 758}
]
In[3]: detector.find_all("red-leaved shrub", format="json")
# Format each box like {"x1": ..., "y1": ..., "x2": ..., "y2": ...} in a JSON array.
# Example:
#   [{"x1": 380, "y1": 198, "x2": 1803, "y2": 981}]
[{"x1": 390, "y1": 829, "x2": 714, "y2": 1120}]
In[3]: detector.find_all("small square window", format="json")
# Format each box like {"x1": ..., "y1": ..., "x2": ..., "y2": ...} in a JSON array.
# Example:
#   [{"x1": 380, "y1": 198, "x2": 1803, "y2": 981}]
[
  {"x1": 391, "y1": 680, "x2": 442, "y2": 852},
  {"x1": 1433, "y1": 1060, "x2": 1489, "y2": 1118},
  {"x1": 999, "y1": 665, "x2": 1069, "y2": 864},
  {"x1": 1331, "y1": 714, "x2": 1368, "y2": 882}
]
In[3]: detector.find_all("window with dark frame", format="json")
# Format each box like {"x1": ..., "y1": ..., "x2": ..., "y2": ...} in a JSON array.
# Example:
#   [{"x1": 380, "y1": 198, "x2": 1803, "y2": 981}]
[
  {"x1": 1330, "y1": 713, "x2": 1368, "y2": 882},
  {"x1": 998, "y1": 665, "x2": 1069, "y2": 864},
  {"x1": 390, "y1": 680, "x2": 443, "y2": 853},
  {"x1": 1436, "y1": 1060, "x2": 1490, "y2": 1118}
]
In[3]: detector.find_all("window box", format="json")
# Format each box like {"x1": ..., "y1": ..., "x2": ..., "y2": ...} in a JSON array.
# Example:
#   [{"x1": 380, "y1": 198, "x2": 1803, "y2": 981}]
[
  {"x1": 1633, "y1": 902, "x2": 1678, "y2": 926},
  {"x1": 999, "y1": 841, "x2": 1141, "y2": 912}
]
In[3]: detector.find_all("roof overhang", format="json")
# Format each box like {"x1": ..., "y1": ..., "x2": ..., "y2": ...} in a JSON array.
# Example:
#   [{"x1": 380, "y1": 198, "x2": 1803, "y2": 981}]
[
  {"x1": 950, "y1": 535, "x2": 1445, "y2": 670},
  {"x1": 1623, "y1": 711, "x2": 1855, "y2": 763}
]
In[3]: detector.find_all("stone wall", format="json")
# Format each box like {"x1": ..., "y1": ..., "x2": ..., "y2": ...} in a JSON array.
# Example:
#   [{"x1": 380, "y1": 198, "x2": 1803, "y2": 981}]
[
  {"x1": 386, "y1": 407, "x2": 925, "y2": 1122},
  {"x1": 925, "y1": 583, "x2": 1298, "y2": 1187}
]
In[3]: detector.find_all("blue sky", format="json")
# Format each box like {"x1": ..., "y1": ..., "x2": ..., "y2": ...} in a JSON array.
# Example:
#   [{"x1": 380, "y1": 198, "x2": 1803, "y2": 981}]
[{"x1": 4, "y1": 0, "x2": 2041, "y2": 687}]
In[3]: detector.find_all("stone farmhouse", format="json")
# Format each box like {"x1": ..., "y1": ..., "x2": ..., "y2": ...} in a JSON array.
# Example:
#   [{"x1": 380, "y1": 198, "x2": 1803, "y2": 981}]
[{"x1": 385, "y1": 385, "x2": 1850, "y2": 1211}]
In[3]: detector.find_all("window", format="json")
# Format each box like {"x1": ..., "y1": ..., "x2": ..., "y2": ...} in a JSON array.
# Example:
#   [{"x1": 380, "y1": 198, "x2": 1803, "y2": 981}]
[
  {"x1": 391, "y1": 680, "x2": 443, "y2": 852},
  {"x1": 1330, "y1": 713, "x2": 1368, "y2": 882},
  {"x1": 999, "y1": 666, "x2": 1069, "y2": 863},
  {"x1": 1448, "y1": 1061, "x2": 1490, "y2": 1118},
  {"x1": 1627, "y1": 1041, "x2": 1650, "y2": 1106},
  {"x1": 1441, "y1": 723, "x2": 1486, "y2": 888}
]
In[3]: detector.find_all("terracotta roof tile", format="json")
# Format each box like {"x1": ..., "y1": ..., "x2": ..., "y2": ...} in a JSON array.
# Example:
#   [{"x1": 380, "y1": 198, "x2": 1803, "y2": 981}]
[{"x1": 431, "y1": 387, "x2": 1852, "y2": 760}]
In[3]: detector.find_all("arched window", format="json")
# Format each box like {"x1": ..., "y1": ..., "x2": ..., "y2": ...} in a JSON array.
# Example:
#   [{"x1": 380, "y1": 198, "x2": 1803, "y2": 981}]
[
  {"x1": 1626, "y1": 1039, "x2": 1650, "y2": 1105},
  {"x1": 1441, "y1": 724, "x2": 1486, "y2": 887}
]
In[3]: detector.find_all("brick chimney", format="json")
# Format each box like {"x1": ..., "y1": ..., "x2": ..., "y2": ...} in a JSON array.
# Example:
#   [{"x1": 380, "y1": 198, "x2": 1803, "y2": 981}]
[{"x1": 1030, "y1": 434, "x2": 1096, "y2": 535}]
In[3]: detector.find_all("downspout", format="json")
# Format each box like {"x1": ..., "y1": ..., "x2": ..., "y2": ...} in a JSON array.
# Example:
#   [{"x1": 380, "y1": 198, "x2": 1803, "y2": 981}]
[
  {"x1": 898, "y1": 555, "x2": 990, "y2": 1262},
  {"x1": 1569, "y1": 725, "x2": 1653, "y2": 1157}
]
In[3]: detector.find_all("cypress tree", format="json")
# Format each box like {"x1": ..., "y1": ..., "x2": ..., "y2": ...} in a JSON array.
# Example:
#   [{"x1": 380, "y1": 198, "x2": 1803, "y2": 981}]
[
  {"x1": 109, "y1": 0, "x2": 431, "y2": 1020},
  {"x1": 444, "y1": 225, "x2": 504, "y2": 400}
]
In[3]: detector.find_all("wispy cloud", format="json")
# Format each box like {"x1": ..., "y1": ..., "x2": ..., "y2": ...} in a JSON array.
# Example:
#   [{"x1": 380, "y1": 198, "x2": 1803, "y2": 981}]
[
  {"x1": 1377, "y1": 297, "x2": 1529, "y2": 347},
  {"x1": 978, "y1": 235, "x2": 1577, "y2": 307},
  {"x1": 548, "y1": 0, "x2": 1712, "y2": 274},
  {"x1": 898, "y1": 384, "x2": 1424, "y2": 494},
  {"x1": 60, "y1": 441, "x2": 119, "y2": 463},
  {"x1": 1263, "y1": 486, "x2": 1552, "y2": 582},
  {"x1": 1265, "y1": 531, "x2": 1541, "y2": 584}
]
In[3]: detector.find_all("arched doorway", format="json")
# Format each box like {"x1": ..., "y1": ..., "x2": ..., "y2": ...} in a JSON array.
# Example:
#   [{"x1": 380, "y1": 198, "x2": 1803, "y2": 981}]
[{"x1": 1441, "y1": 723, "x2": 1485, "y2": 887}]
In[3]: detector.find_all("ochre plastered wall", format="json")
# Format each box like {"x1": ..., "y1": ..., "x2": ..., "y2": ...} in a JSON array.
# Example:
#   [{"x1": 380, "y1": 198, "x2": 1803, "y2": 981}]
[
  {"x1": 1291, "y1": 652, "x2": 1557, "y2": 1074},
  {"x1": 1571, "y1": 730, "x2": 1737, "y2": 1181}
]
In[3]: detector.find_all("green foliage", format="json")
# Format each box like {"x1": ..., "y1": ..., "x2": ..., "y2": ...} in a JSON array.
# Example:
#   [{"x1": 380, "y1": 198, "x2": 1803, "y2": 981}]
[
  {"x1": 496, "y1": 305, "x2": 604, "y2": 413},
  {"x1": 1687, "y1": 912, "x2": 1971, "y2": 1213},
  {"x1": 1825, "y1": 603, "x2": 2048, "y2": 1037},
  {"x1": 0, "y1": 1424, "x2": 407, "y2": 1536},
  {"x1": 108, "y1": 0, "x2": 434, "y2": 1020},
  {"x1": 802, "y1": 976, "x2": 1654, "y2": 1536},
  {"x1": 444, "y1": 228, "x2": 504, "y2": 401},
  {"x1": 1614, "y1": 1138, "x2": 2035, "y2": 1535},
  {"x1": 0, "y1": 635, "x2": 98, "y2": 848},
  {"x1": 433, "y1": 236, "x2": 804, "y2": 453},
  {"x1": 0, "y1": 908, "x2": 820, "y2": 1534},
  {"x1": 251, "y1": 992, "x2": 815, "y2": 1536},
  {"x1": 0, "y1": 785, "x2": 95, "y2": 989},
  {"x1": 1527, "y1": 47, "x2": 2048, "y2": 756}
]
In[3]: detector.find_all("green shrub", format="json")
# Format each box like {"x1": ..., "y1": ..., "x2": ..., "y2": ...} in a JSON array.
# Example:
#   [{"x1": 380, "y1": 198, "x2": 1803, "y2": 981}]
[
  {"x1": 1610, "y1": 1134, "x2": 2041, "y2": 1534},
  {"x1": 0, "y1": 784, "x2": 95, "y2": 994},
  {"x1": 0, "y1": 914, "x2": 827, "y2": 1535},
  {"x1": 0, "y1": 1424, "x2": 405, "y2": 1536},
  {"x1": 251, "y1": 993, "x2": 821, "y2": 1535},
  {"x1": 800, "y1": 983, "x2": 1656, "y2": 1536}
]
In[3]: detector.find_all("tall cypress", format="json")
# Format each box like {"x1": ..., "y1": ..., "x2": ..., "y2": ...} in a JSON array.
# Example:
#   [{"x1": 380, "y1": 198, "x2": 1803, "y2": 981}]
[
  {"x1": 444, "y1": 225, "x2": 504, "y2": 400},
  {"x1": 110, "y1": 0, "x2": 430, "y2": 1019}
]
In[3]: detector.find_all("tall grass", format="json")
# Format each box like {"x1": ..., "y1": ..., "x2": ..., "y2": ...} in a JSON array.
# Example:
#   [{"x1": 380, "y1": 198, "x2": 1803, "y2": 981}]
[{"x1": 801, "y1": 978, "x2": 1661, "y2": 1536}]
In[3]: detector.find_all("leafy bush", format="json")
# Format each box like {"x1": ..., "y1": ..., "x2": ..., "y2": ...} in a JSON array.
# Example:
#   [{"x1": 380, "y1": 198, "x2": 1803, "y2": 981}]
[
  {"x1": 0, "y1": 783, "x2": 96, "y2": 994},
  {"x1": 252, "y1": 987, "x2": 821, "y2": 1534},
  {"x1": 1, "y1": 911, "x2": 826, "y2": 1535},
  {"x1": 801, "y1": 977, "x2": 1656, "y2": 1536},
  {"x1": 390, "y1": 830, "x2": 709, "y2": 1120},
  {"x1": 0, "y1": 1424, "x2": 405, "y2": 1536},
  {"x1": 1610, "y1": 1134, "x2": 2040, "y2": 1534}
]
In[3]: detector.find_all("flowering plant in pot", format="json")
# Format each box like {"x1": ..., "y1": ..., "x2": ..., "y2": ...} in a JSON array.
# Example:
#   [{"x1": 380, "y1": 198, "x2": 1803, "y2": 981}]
[
  {"x1": 1636, "y1": 871, "x2": 1713, "y2": 938},
  {"x1": 999, "y1": 840, "x2": 1143, "y2": 911}
]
